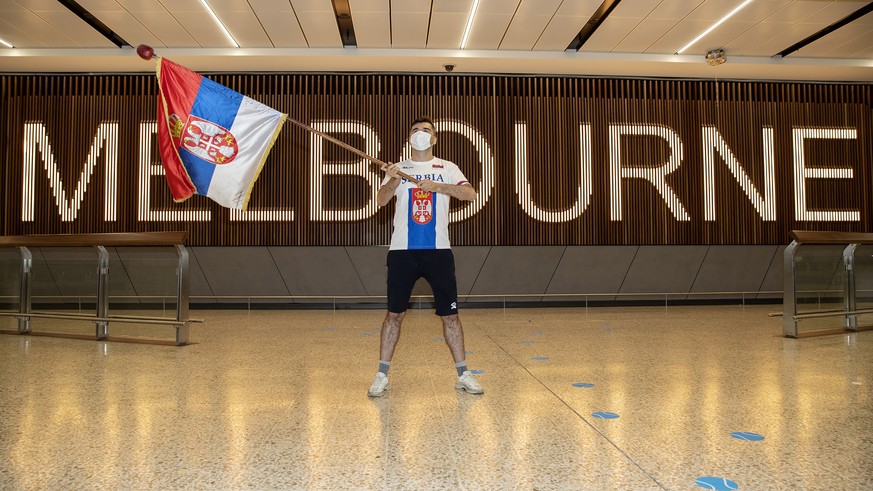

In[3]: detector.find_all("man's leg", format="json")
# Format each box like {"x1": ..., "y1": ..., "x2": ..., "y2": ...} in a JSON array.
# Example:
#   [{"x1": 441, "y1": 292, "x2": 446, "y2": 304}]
[
  {"x1": 443, "y1": 314, "x2": 483, "y2": 394},
  {"x1": 369, "y1": 311, "x2": 404, "y2": 397},
  {"x1": 380, "y1": 311, "x2": 405, "y2": 362},
  {"x1": 369, "y1": 311, "x2": 405, "y2": 397},
  {"x1": 425, "y1": 251, "x2": 482, "y2": 394},
  {"x1": 424, "y1": 250, "x2": 464, "y2": 365},
  {"x1": 370, "y1": 250, "x2": 416, "y2": 397},
  {"x1": 440, "y1": 314, "x2": 466, "y2": 363}
]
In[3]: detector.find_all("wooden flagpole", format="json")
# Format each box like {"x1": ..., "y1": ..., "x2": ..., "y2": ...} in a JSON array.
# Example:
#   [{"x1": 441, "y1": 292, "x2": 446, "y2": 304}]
[{"x1": 287, "y1": 118, "x2": 420, "y2": 184}]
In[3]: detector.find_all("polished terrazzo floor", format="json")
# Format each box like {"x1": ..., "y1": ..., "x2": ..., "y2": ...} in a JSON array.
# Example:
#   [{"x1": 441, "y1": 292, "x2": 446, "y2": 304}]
[{"x1": 1, "y1": 305, "x2": 872, "y2": 490}]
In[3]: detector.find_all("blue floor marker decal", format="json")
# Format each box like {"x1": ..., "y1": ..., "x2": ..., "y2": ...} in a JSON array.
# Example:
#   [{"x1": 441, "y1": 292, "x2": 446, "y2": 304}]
[
  {"x1": 731, "y1": 432, "x2": 765, "y2": 441},
  {"x1": 592, "y1": 411, "x2": 619, "y2": 419},
  {"x1": 362, "y1": 333, "x2": 372, "y2": 336},
  {"x1": 695, "y1": 476, "x2": 739, "y2": 490},
  {"x1": 522, "y1": 340, "x2": 535, "y2": 345},
  {"x1": 434, "y1": 337, "x2": 444, "y2": 341},
  {"x1": 572, "y1": 382, "x2": 595, "y2": 388},
  {"x1": 531, "y1": 331, "x2": 544, "y2": 335},
  {"x1": 465, "y1": 351, "x2": 473, "y2": 355},
  {"x1": 531, "y1": 356, "x2": 549, "y2": 361},
  {"x1": 471, "y1": 369, "x2": 485, "y2": 374}
]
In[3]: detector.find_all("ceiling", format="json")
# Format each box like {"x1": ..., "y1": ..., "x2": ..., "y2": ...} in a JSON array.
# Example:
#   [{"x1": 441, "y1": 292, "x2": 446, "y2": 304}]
[{"x1": 1, "y1": 0, "x2": 872, "y2": 81}]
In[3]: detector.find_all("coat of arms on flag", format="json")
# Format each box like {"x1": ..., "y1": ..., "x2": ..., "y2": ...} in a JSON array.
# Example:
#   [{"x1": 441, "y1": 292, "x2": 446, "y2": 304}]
[{"x1": 156, "y1": 58, "x2": 286, "y2": 210}]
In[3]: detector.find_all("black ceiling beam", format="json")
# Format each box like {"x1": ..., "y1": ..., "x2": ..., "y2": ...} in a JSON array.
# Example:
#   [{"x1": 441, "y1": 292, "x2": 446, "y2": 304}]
[
  {"x1": 775, "y1": 2, "x2": 873, "y2": 58},
  {"x1": 332, "y1": 0, "x2": 358, "y2": 47},
  {"x1": 57, "y1": 0, "x2": 129, "y2": 48},
  {"x1": 566, "y1": 0, "x2": 622, "y2": 51}
]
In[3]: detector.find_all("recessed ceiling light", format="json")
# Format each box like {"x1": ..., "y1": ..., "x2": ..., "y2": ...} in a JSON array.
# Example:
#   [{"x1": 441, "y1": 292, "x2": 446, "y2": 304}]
[
  {"x1": 460, "y1": 0, "x2": 481, "y2": 49},
  {"x1": 0, "y1": 38, "x2": 13, "y2": 48},
  {"x1": 676, "y1": 0, "x2": 754, "y2": 55},
  {"x1": 198, "y1": 0, "x2": 239, "y2": 48}
]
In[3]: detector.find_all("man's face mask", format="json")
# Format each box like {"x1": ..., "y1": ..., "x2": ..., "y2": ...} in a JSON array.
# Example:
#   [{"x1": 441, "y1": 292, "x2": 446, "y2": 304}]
[{"x1": 409, "y1": 130, "x2": 433, "y2": 151}]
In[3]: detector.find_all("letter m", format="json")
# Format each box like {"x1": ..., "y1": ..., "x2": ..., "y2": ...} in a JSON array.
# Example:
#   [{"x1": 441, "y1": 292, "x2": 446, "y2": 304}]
[{"x1": 22, "y1": 122, "x2": 118, "y2": 222}]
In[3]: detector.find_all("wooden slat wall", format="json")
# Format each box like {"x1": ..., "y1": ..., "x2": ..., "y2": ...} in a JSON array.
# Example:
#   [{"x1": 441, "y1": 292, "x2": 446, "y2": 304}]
[{"x1": 1, "y1": 73, "x2": 870, "y2": 246}]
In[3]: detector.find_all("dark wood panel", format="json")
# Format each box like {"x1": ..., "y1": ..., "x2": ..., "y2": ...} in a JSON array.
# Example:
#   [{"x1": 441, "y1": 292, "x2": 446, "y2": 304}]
[{"x1": 1, "y1": 74, "x2": 870, "y2": 245}]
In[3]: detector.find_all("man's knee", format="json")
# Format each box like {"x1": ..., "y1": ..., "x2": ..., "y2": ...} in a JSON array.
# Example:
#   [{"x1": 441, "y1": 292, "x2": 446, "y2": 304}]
[{"x1": 385, "y1": 311, "x2": 405, "y2": 323}]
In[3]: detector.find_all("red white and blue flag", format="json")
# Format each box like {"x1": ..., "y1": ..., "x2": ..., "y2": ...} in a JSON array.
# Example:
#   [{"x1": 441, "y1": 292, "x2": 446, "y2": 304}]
[{"x1": 157, "y1": 58, "x2": 286, "y2": 209}]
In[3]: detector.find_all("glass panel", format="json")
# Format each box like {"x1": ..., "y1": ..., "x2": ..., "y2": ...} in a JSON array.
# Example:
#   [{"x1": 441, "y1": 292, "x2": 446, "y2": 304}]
[
  {"x1": 105, "y1": 246, "x2": 180, "y2": 339},
  {"x1": 28, "y1": 246, "x2": 100, "y2": 335},
  {"x1": 852, "y1": 244, "x2": 873, "y2": 329},
  {"x1": 2, "y1": 245, "x2": 181, "y2": 340},
  {"x1": 794, "y1": 244, "x2": 846, "y2": 333},
  {"x1": 0, "y1": 247, "x2": 21, "y2": 331},
  {"x1": 108, "y1": 246, "x2": 179, "y2": 316},
  {"x1": 31, "y1": 246, "x2": 99, "y2": 309}
]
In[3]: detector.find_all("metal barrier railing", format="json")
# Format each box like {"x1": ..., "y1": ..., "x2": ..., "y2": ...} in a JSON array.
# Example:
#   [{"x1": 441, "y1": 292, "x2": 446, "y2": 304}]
[
  {"x1": 0, "y1": 232, "x2": 202, "y2": 345},
  {"x1": 183, "y1": 290, "x2": 782, "y2": 311},
  {"x1": 782, "y1": 230, "x2": 873, "y2": 338}
]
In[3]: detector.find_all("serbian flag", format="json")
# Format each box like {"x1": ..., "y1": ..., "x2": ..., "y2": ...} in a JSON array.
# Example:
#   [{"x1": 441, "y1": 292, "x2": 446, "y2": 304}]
[{"x1": 157, "y1": 58, "x2": 286, "y2": 209}]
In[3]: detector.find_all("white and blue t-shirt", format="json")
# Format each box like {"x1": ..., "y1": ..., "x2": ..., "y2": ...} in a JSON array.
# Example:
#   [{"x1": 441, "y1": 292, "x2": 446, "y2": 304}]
[{"x1": 383, "y1": 157, "x2": 470, "y2": 250}]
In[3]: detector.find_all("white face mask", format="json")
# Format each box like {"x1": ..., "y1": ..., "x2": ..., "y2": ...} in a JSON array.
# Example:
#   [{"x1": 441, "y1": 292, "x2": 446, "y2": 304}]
[{"x1": 409, "y1": 130, "x2": 433, "y2": 151}]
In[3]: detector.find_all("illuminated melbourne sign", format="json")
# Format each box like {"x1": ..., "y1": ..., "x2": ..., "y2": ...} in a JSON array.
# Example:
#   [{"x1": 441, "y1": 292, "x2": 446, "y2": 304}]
[{"x1": 2, "y1": 74, "x2": 870, "y2": 245}]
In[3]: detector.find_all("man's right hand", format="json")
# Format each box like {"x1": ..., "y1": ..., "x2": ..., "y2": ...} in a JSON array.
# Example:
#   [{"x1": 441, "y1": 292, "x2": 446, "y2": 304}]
[
  {"x1": 381, "y1": 162, "x2": 401, "y2": 180},
  {"x1": 377, "y1": 162, "x2": 402, "y2": 207}
]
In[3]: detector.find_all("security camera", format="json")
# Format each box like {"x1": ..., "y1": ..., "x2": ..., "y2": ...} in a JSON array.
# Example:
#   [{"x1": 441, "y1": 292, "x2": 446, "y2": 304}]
[
  {"x1": 443, "y1": 64, "x2": 455, "y2": 72},
  {"x1": 705, "y1": 49, "x2": 726, "y2": 66}
]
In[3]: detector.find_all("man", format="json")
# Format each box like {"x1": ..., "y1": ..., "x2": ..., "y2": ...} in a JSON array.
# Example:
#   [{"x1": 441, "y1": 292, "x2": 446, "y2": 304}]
[{"x1": 367, "y1": 116, "x2": 484, "y2": 397}]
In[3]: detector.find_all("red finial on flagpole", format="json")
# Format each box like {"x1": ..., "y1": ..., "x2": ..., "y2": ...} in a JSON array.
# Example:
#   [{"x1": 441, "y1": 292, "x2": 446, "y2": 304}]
[{"x1": 136, "y1": 44, "x2": 156, "y2": 60}]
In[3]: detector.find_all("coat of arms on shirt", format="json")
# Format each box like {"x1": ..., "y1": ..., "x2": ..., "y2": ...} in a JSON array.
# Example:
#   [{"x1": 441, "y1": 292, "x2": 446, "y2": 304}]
[{"x1": 411, "y1": 188, "x2": 433, "y2": 224}]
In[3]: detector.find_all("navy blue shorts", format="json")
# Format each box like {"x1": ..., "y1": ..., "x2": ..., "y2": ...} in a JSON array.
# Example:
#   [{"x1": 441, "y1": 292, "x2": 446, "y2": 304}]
[{"x1": 387, "y1": 249, "x2": 458, "y2": 316}]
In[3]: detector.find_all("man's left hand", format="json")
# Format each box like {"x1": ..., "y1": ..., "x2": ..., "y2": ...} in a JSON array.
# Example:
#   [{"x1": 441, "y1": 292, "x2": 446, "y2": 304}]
[{"x1": 418, "y1": 180, "x2": 440, "y2": 193}]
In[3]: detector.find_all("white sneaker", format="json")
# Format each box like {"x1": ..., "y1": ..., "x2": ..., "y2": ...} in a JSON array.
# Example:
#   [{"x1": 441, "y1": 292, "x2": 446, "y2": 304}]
[
  {"x1": 455, "y1": 370, "x2": 484, "y2": 394},
  {"x1": 368, "y1": 372, "x2": 389, "y2": 397}
]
